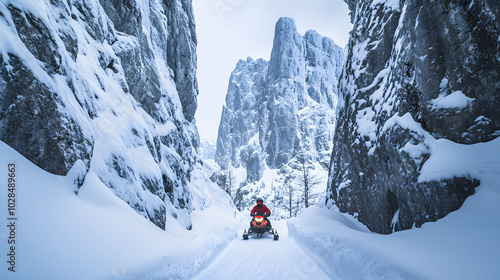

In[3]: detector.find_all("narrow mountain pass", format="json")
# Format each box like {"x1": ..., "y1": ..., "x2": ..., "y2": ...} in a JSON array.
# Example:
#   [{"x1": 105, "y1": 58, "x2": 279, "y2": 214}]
[{"x1": 192, "y1": 220, "x2": 332, "y2": 280}]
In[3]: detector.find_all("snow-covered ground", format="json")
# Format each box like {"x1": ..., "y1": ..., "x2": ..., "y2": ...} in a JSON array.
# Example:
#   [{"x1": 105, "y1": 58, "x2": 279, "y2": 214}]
[
  {"x1": 1, "y1": 135, "x2": 499, "y2": 280},
  {"x1": 192, "y1": 220, "x2": 332, "y2": 280},
  {"x1": 0, "y1": 141, "x2": 239, "y2": 280},
  {"x1": 291, "y1": 135, "x2": 500, "y2": 279}
]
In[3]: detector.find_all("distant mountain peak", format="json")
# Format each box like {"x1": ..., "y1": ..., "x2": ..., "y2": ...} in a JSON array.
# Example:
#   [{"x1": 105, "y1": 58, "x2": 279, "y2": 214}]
[{"x1": 214, "y1": 18, "x2": 345, "y2": 214}]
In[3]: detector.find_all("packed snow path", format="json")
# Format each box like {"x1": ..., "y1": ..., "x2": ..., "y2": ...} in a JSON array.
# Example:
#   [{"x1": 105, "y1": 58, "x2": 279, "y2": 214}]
[{"x1": 192, "y1": 220, "x2": 331, "y2": 280}]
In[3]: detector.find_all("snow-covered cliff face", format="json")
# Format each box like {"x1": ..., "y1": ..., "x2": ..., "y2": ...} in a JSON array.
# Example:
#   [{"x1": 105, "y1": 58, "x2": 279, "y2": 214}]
[
  {"x1": 215, "y1": 57, "x2": 268, "y2": 175},
  {"x1": 199, "y1": 138, "x2": 216, "y2": 160},
  {"x1": 327, "y1": 0, "x2": 499, "y2": 233},
  {"x1": 0, "y1": 0, "x2": 202, "y2": 229},
  {"x1": 215, "y1": 17, "x2": 345, "y2": 184}
]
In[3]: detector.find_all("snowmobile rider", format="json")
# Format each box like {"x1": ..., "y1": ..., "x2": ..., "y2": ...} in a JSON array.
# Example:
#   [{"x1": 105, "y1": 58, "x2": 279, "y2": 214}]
[{"x1": 250, "y1": 198, "x2": 272, "y2": 228}]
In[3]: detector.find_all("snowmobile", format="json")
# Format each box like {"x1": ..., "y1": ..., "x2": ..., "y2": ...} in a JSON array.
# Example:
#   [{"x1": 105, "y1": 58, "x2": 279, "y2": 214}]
[{"x1": 242, "y1": 213, "x2": 279, "y2": 240}]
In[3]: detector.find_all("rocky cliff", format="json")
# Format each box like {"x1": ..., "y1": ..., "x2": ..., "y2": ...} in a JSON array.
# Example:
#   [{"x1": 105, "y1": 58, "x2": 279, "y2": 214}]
[
  {"x1": 215, "y1": 17, "x2": 345, "y2": 184},
  {"x1": 0, "y1": 0, "x2": 201, "y2": 229},
  {"x1": 327, "y1": 0, "x2": 499, "y2": 233}
]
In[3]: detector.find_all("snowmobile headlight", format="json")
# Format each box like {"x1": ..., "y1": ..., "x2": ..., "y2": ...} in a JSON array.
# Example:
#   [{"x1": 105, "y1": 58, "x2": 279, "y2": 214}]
[{"x1": 254, "y1": 217, "x2": 264, "y2": 223}]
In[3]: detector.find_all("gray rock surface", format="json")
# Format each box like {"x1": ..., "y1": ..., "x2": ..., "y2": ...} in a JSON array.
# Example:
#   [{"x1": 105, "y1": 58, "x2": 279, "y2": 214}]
[
  {"x1": 327, "y1": 0, "x2": 498, "y2": 233},
  {"x1": 215, "y1": 17, "x2": 345, "y2": 184},
  {"x1": 0, "y1": 0, "x2": 201, "y2": 229}
]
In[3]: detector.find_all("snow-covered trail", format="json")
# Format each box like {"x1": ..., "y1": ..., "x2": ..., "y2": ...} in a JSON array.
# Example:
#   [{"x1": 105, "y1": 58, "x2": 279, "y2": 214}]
[{"x1": 192, "y1": 220, "x2": 332, "y2": 280}]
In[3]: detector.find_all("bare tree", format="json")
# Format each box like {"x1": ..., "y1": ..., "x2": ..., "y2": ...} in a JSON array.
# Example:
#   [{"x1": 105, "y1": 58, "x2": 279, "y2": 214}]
[
  {"x1": 225, "y1": 165, "x2": 237, "y2": 197},
  {"x1": 293, "y1": 137, "x2": 322, "y2": 209},
  {"x1": 297, "y1": 162, "x2": 322, "y2": 208},
  {"x1": 282, "y1": 174, "x2": 298, "y2": 218},
  {"x1": 233, "y1": 182, "x2": 248, "y2": 211}
]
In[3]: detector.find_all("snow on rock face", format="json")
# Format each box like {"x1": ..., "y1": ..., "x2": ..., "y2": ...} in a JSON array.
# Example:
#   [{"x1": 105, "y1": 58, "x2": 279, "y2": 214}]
[
  {"x1": 215, "y1": 17, "x2": 345, "y2": 184},
  {"x1": 0, "y1": 0, "x2": 201, "y2": 230},
  {"x1": 328, "y1": 0, "x2": 499, "y2": 233},
  {"x1": 215, "y1": 57, "x2": 268, "y2": 173},
  {"x1": 199, "y1": 138, "x2": 216, "y2": 160}
]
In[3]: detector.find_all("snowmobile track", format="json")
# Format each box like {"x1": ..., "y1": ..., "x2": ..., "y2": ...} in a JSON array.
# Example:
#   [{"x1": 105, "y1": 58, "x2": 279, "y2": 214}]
[{"x1": 192, "y1": 220, "x2": 331, "y2": 280}]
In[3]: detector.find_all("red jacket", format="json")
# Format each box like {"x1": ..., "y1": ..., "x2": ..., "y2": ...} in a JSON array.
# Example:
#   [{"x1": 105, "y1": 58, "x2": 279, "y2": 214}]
[{"x1": 251, "y1": 204, "x2": 271, "y2": 216}]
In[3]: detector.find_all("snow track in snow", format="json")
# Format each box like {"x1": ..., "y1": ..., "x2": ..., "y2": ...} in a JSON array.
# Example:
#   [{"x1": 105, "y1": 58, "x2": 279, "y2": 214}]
[{"x1": 192, "y1": 220, "x2": 331, "y2": 280}]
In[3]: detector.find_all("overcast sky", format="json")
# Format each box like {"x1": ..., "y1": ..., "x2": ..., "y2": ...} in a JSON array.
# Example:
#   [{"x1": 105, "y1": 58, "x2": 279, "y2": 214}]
[{"x1": 192, "y1": 0, "x2": 352, "y2": 142}]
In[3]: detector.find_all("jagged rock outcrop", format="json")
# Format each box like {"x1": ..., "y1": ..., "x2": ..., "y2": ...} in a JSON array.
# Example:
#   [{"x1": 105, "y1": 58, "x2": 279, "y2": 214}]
[
  {"x1": 199, "y1": 138, "x2": 217, "y2": 160},
  {"x1": 215, "y1": 57, "x2": 268, "y2": 173},
  {"x1": 327, "y1": 0, "x2": 499, "y2": 233},
  {"x1": 215, "y1": 17, "x2": 345, "y2": 184},
  {"x1": 0, "y1": 0, "x2": 201, "y2": 229}
]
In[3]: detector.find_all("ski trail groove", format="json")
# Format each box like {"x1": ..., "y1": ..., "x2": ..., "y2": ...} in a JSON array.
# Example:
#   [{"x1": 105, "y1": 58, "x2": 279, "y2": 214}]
[{"x1": 192, "y1": 220, "x2": 331, "y2": 280}]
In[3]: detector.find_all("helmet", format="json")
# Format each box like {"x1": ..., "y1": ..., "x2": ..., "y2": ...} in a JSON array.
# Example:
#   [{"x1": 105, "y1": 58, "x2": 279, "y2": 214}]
[{"x1": 256, "y1": 198, "x2": 263, "y2": 205}]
